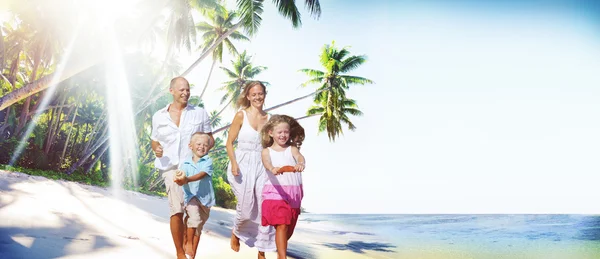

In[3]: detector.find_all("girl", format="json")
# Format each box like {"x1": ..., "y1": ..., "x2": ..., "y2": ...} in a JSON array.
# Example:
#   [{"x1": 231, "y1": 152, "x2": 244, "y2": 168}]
[{"x1": 260, "y1": 115, "x2": 306, "y2": 259}]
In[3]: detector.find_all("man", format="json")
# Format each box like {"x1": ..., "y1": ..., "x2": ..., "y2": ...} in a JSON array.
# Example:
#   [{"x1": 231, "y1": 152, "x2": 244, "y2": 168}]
[{"x1": 151, "y1": 77, "x2": 214, "y2": 259}]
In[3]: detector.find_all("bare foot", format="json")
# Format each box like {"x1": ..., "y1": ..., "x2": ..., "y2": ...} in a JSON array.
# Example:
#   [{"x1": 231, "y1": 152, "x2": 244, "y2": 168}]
[
  {"x1": 258, "y1": 251, "x2": 266, "y2": 259},
  {"x1": 230, "y1": 232, "x2": 240, "y2": 252},
  {"x1": 185, "y1": 242, "x2": 194, "y2": 259}
]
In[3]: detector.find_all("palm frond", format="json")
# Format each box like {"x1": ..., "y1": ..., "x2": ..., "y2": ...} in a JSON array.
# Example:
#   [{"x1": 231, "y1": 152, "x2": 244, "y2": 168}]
[
  {"x1": 339, "y1": 75, "x2": 373, "y2": 85},
  {"x1": 307, "y1": 106, "x2": 325, "y2": 115},
  {"x1": 238, "y1": 0, "x2": 264, "y2": 36},
  {"x1": 223, "y1": 39, "x2": 239, "y2": 57},
  {"x1": 300, "y1": 77, "x2": 325, "y2": 87},
  {"x1": 272, "y1": 0, "x2": 302, "y2": 27},
  {"x1": 303, "y1": 0, "x2": 322, "y2": 18},
  {"x1": 228, "y1": 31, "x2": 250, "y2": 41},
  {"x1": 195, "y1": 21, "x2": 215, "y2": 32},
  {"x1": 298, "y1": 68, "x2": 325, "y2": 77},
  {"x1": 342, "y1": 107, "x2": 363, "y2": 116},
  {"x1": 220, "y1": 67, "x2": 239, "y2": 78},
  {"x1": 340, "y1": 55, "x2": 368, "y2": 73}
]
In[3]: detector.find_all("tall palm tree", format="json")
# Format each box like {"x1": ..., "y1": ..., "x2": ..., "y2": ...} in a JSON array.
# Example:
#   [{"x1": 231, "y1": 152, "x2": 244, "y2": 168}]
[
  {"x1": 300, "y1": 41, "x2": 373, "y2": 140},
  {"x1": 196, "y1": 7, "x2": 250, "y2": 99},
  {"x1": 212, "y1": 50, "x2": 267, "y2": 122},
  {"x1": 181, "y1": 0, "x2": 322, "y2": 76}
]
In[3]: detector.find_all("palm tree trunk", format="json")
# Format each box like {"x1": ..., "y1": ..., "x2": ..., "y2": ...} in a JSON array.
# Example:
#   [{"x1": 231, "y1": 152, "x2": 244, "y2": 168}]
[
  {"x1": 211, "y1": 87, "x2": 331, "y2": 135},
  {"x1": 208, "y1": 113, "x2": 319, "y2": 154},
  {"x1": 61, "y1": 101, "x2": 79, "y2": 161},
  {"x1": 44, "y1": 94, "x2": 67, "y2": 154},
  {"x1": 66, "y1": 134, "x2": 109, "y2": 174},
  {"x1": 264, "y1": 86, "x2": 330, "y2": 113},
  {"x1": 211, "y1": 98, "x2": 234, "y2": 125},
  {"x1": 199, "y1": 58, "x2": 217, "y2": 99},
  {"x1": 135, "y1": 23, "x2": 244, "y2": 116},
  {"x1": 16, "y1": 56, "x2": 41, "y2": 134},
  {"x1": 84, "y1": 144, "x2": 109, "y2": 174},
  {"x1": 0, "y1": 106, "x2": 11, "y2": 137},
  {"x1": 70, "y1": 124, "x2": 81, "y2": 157},
  {"x1": 83, "y1": 111, "x2": 106, "y2": 152},
  {"x1": 146, "y1": 171, "x2": 164, "y2": 192},
  {"x1": 181, "y1": 22, "x2": 243, "y2": 77},
  {"x1": 0, "y1": 54, "x2": 97, "y2": 112}
]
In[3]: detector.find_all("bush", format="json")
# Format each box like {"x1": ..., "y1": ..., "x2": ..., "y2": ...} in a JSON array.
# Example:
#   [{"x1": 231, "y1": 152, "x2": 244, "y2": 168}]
[{"x1": 213, "y1": 176, "x2": 236, "y2": 209}]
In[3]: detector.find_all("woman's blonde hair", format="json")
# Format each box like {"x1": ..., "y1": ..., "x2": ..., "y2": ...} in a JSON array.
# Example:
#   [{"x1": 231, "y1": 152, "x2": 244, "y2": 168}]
[
  {"x1": 236, "y1": 81, "x2": 267, "y2": 109},
  {"x1": 260, "y1": 115, "x2": 305, "y2": 149}
]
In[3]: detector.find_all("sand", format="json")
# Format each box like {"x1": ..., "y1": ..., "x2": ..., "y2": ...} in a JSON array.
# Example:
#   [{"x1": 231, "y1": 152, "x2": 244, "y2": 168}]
[{"x1": 0, "y1": 170, "x2": 379, "y2": 259}]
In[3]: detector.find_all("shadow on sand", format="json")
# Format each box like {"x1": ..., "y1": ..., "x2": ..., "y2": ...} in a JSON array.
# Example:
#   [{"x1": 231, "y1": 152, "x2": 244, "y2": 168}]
[
  {"x1": 0, "y1": 214, "x2": 117, "y2": 259},
  {"x1": 323, "y1": 240, "x2": 396, "y2": 254}
]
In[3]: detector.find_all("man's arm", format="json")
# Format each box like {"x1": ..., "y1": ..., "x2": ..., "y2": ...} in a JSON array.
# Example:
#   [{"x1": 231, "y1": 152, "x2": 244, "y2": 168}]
[
  {"x1": 150, "y1": 115, "x2": 163, "y2": 157},
  {"x1": 151, "y1": 140, "x2": 163, "y2": 158}
]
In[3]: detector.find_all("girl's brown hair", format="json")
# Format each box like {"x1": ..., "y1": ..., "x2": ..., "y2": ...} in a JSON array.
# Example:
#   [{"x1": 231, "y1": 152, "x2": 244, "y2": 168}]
[
  {"x1": 260, "y1": 115, "x2": 305, "y2": 149},
  {"x1": 236, "y1": 81, "x2": 267, "y2": 109}
]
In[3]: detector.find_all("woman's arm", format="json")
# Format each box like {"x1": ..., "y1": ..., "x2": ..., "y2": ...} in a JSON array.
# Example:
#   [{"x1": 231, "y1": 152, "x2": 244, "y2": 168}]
[
  {"x1": 226, "y1": 111, "x2": 244, "y2": 176},
  {"x1": 291, "y1": 146, "x2": 305, "y2": 172}
]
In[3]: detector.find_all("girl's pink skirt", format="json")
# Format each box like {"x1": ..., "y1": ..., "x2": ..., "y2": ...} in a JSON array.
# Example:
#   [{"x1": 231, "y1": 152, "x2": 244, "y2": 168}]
[{"x1": 262, "y1": 200, "x2": 301, "y2": 230}]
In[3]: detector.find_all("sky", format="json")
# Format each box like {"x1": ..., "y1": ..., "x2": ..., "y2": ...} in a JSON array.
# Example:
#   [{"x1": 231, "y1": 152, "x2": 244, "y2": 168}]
[{"x1": 178, "y1": 0, "x2": 600, "y2": 214}]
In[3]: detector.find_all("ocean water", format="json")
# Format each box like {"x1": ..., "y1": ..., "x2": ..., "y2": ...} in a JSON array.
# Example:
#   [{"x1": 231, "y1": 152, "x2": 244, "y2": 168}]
[{"x1": 293, "y1": 214, "x2": 600, "y2": 259}]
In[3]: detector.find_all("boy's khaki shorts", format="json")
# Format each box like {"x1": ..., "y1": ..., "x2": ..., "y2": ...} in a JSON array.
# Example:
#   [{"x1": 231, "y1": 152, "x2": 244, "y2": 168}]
[
  {"x1": 186, "y1": 197, "x2": 211, "y2": 236},
  {"x1": 161, "y1": 169, "x2": 184, "y2": 217}
]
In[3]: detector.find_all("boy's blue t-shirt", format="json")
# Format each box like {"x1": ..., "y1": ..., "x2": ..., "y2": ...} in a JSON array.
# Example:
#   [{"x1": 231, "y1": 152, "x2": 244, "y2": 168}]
[{"x1": 180, "y1": 155, "x2": 215, "y2": 207}]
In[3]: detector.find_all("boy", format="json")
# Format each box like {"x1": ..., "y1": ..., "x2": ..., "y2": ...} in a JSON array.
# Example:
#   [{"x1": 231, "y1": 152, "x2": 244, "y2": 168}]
[{"x1": 174, "y1": 132, "x2": 215, "y2": 259}]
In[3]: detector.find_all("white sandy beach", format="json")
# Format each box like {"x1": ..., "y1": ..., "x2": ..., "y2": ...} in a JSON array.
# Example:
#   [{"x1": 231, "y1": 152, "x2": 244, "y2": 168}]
[{"x1": 0, "y1": 170, "x2": 378, "y2": 259}]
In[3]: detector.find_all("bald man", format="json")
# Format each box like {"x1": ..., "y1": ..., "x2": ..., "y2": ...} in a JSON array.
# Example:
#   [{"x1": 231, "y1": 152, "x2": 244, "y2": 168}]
[{"x1": 151, "y1": 77, "x2": 214, "y2": 259}]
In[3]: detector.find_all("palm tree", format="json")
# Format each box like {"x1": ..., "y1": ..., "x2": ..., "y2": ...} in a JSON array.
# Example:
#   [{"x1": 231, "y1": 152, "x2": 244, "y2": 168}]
[
  {"x1": 203, "y1": 42, "x2": 373, "y2": 140},
  {"x1": 209, "y1": 110, "x2": 222, "y2": 128},
  {"x1": 196, "y1": 8, "x2": 250, "y2": 99},
  {"x1": 0, "y1": 0, "x2": 322, "y2": 112},
  {"x1": 299, "y1": 41, "x2": 373, "y2": 140},
  {"x1": 212, "y1": 50, "x2": 267, "y2": 122},
  {"x1": 180, "y1": 0, "x2": 322, "y2": 76},
  {"x1": 0, "y1": 0, "x2": 176, "y2": 111}
]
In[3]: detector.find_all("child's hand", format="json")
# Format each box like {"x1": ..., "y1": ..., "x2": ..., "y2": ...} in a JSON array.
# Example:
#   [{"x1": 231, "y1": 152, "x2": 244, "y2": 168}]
[
  {"x1": 173, "y1": 170, "x2": 187, "y2": 185},
  {"x1": 270, "y1": 167, "x2": 281, "y2": 175},
  {"x1": 294, "y1": 162, "x2": 305, "y2": 172},
  {"x1": 174, "y1": 176, "x2": 188, "y2": 186}
]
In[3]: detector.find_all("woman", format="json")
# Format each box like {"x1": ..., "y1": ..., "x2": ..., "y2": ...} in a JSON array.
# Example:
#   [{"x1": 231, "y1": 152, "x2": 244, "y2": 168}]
[{"x1": 226, "y1": 81, "x2": 276, "y2": 258}]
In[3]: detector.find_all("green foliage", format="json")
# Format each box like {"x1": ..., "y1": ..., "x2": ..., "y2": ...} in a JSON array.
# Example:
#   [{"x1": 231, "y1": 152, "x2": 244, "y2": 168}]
[
  {"x1": 0, "y1": 164, "x2": 107, "y2": 187},
  {"x1": 213, "y1": 176, "x2": 236, "y2": 209},
  {"x1": 300, "y1": 41, "x2": 374, "y2": 141}
]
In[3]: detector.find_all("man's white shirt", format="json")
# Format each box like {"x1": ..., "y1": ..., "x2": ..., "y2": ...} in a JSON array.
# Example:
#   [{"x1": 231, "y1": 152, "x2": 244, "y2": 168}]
[{"x1": 151, "y1": 104, "x2": 212, "y2": 170}]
